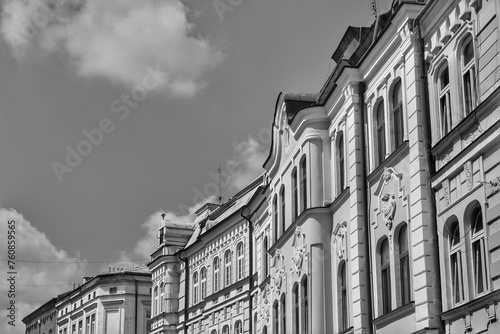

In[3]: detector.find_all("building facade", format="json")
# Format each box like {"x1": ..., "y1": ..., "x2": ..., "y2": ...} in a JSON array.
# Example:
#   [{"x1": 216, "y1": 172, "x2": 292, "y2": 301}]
[
  {"x1": 55, "y1": 270, "x2": 151, "y2": 334},
  {"x1": 23, "y1": 298, "x2": 59, "y2": 334},
  {"x1": 146, "y1": 1, "x2": 500, "y2": 334}
]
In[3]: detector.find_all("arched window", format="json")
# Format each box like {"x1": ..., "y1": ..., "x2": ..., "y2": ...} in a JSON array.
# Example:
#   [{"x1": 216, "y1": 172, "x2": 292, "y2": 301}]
[
  {"x1": 292, "y1": 168, "x2": 298, "y2": 221},
  {"x1": 392, "y1": 80, "x2": 404, "y2": 149},
  {"x1": 338, "y1": 261, "x2": 347, "y2": 331},
  {"x1": 273, "y1": 196, "x2": 278, "y2": 243},
  {"x1": 301, "y1": 275, "x2": 308, "y2": 334},
  {"x1": 300, "y1": 157, "x2": 307, "y2": 212},
  {"x1": 222, "y1": 325, "x2": 229, "y2": 334},
  {"x1": 213, "y1": 257, "x2": 220, "y2": 293},
  {"x1": 398, "y1": 225, "x2": 411, "y2": 306},
  {"x1": 273, "y1": 301, "x2": 279, "y2": 334},
  {"x1": 263, "y1": 326, "x2": 268, "y2": 334},
  {"x1": 263, "y1": 237, "x2": 269, "y2": 277},
  {"x1": 337, "y1": 132, "x2": 345, "y2": 193},
  {"x1": 449, "y1": 219, "x2": 464, "y2": 304},
  {"x1": 153, "y1": 286, "x2": 158, "y2": 315},
  {"x1": 237, "y1": 242, "x2": 244, "y2": 280},
  {"x1": 235, "y1": 321, "x2": 243, "y2": 334},
  {"x1": 470, "y1": 205, "x2": 488, "y2": 295},
  {"x1": 225, "y1": 250, "x2": 232, "y2": 287},
  {"x1": 192, "y1": 272, "x2": 199, "y2": 305},
  {"x1": 160, "y1": 282, "x2": 165, "y2": 312},
  {"x1": 201, "y1": 267, "x2": 207, "y2": 300},
  {"x1": 280, "y1": 293, "x2": 286, "y2": 334},
  {"x1": 293, "y1": 284, "x2": 300, "y2": 334},
  {"x1": 438, "y1": 63, "x2": 451, "y2": 137},
  {"x1": 461, "y1": 37, "x2": 477, "y2": 115},
  {"x1": 280, "y1": 186, "x2": 286, "y2": 236},
  {"x1": 380, "y1": 238, "x2": 391, "y2": 315},
  {"x1": 376, "y1": 102, "x2": 386, "y2": 165}
]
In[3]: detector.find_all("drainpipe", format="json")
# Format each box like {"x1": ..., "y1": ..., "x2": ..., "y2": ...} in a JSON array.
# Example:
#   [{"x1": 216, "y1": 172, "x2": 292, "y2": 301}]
[
  {"x1": 357, "y1": 81, "x2": 374, "y2": 334},
  {"x1": 179, "y1": 252, "x2": 189, "y2": 334},
  {"x1": 241, "y1": 205, "x2": 256, "y2": 334},
  {"x1": 135, "y1": 279, "x2": 138, "y2": 334},
  {"x1": 413, "y1": 13, "x2": 443, "y2": 333}
]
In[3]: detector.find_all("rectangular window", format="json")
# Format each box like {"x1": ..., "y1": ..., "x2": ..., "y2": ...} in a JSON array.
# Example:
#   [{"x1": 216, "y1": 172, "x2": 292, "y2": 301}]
[
  {"x1": 451, "y1": 252, "x2": 464, "y2": 304},
  {"x1": 439, "y1": 66, "x2": 452, "y2": 137}
]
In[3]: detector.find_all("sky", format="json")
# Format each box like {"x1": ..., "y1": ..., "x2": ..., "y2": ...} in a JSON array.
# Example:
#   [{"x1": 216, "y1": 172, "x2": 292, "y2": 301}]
[{"x1": 0, "y1": 0, "x2": 380, "y2": 332}]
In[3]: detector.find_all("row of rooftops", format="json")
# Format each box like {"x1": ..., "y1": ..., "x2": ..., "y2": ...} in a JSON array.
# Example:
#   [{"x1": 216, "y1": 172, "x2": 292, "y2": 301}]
[{"x1": 22, "y1": 268, "x2": 151, "y2": 325}]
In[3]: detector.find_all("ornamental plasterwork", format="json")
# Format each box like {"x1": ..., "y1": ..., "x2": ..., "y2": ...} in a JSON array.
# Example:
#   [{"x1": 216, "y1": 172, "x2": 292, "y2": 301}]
[
  {"x1": 373, "y1": 167, "x2": 408, "y2": 250},
  {"x1": 442, "y1": 179, "x2": 450, "y2": 207},
  {"x1": 272, "y1": 249, "x2": 286, "y2": 293},
  {"x1": 260, "y1": 285, "x2": 271, "y2": 323},
  {"x1": 464, "y1": 161, "x2": 473, "y2": 191},
  {"x1": 333, "y1": 221, "x2": 347, "y2": 261},
  {"x1": 291, "y1": 227, "x2": 307, "y2": 276}
]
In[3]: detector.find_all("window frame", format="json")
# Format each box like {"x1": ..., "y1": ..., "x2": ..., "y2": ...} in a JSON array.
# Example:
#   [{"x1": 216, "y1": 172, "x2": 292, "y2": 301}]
[
  {"x1": 375, "y1": 101, "x2": 386, "y2": 166},
  {"x1": 338, "y1": 261, "x2": 348, "y2": 331},
  {"x1": 391, "y1": 79, "x2": 404, "y2": 149},
  {"x1": 201, "y1": 267, "x2": 207, "y2": 300},
  {"x1": 213, "y1": 257, "x2": 220, "y2": 293},
  {"x1": 470, "y1": 204, "x2": 488, "y2": 296},
  {"x1": 461, "y1": 36, "x2": 478, "y2": 116},
  {"x1": 438, "y1": 63, "x2": 452, "y2": 138},
  {"x1": 280, "y1": 186, "x2": 286, "y2": 237},
  {"x1": 237, "y1": 242, "x2": 244, "y2": 280},
  {"x1": 300, "y1": 157, "x2": 307, "y2": 212},
  {"x1": 398, "y1": 224, "x2": 411, "y2": 306},
  {"x1": 301, "y1": 275, "x2": 308, "y2": 334},
  {"x1": 380, "y1": 238, "x2": 392, "y2": 315},
  {"x1": 292, "y1": 168, "x2": 298, "y2": 221},
  {"x1": 337, "y1": 132, "x2": 345, "y2": 193},
  {"x1": 224, "y1": 250, "x2": 232, "y2": 287},
  {"x1": 192, "y1": 272, "x2": 199, "y2": 305},
  {"x1": 448, "y1": 219, "x2": 464, "y2": 305}
]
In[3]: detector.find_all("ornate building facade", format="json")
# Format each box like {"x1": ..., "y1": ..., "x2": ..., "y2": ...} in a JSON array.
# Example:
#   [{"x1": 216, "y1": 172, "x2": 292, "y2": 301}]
[{"x1": 147, "y1": 1, "x2": 500, "y2": 334}]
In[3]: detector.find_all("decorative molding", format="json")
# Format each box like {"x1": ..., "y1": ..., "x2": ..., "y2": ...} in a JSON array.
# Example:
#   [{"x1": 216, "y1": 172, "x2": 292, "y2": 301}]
[
  {"x1": 464, "y1": 161, "x2": 473, "y2": 191},
  {"x1": 260, "y1": 285, "x2": 271, "y2": 322},
  {"x1": 373, "y1": 167, "x2": 407, "y2": 250},
  {"x1": 272, "y1": 249, "x2": 286, "y2": 293},
  {"x1": 442, "y1": 179, "x2": 450, "y2": 207},
  {"x1": 291, "y1": 227, "x2": 307, "y2": 276},
  {"x1": 333, "y1": 221, "x2": 347, "y2": 261}
]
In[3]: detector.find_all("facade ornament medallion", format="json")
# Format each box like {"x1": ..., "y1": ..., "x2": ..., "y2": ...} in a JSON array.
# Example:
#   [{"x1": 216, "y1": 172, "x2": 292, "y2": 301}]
[
  {"x1": 381, "y1": 193, "x2": 397, "y2": 230},
  {"x1": 333, "y1": 221, "x2": 347, "y2": 260},
  {"x1": 373, "y1": 167, "x2": 407, "y2": 250},
  {"x1": 291, "y1": 226, "x2": 307, "y2": 276},
  {"x1": 464, "y1": 161, "x2": 473, "y2": 191}
]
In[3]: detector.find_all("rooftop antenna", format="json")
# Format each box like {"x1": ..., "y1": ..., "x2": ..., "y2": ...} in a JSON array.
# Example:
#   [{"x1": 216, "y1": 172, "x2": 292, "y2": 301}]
[{"x1": 218, "y1": 164, "x2": 223, "y2": 204}]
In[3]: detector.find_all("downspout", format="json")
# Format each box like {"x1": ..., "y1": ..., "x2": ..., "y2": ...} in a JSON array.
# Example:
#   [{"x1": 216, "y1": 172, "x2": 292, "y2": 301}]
[
  {"x1": 179, "y1": 252, "x2": 189, "y2": 334},
  {"x1": 413, "y1": 13, "x2": 443, "y2": 332},
  {"x1": 135, "y1": 279, "x2": 138, "y2": 334},
  {"x1": 358, "y1": 81, "x2": 374, "y2": 334},
  {"x1": 241, "y1": 206, "x2": 254, "y2": 334}
]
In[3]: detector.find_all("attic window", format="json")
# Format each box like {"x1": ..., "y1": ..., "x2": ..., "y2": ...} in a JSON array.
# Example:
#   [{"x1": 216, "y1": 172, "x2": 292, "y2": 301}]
[{"x1": 109, "y1": 287, "x2": 117, "y2": 294}]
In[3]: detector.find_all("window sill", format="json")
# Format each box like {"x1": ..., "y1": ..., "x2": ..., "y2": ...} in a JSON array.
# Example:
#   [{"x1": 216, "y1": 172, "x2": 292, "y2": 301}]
[
  {"x1": 441, "y1": 289, "x2": 500, "y2": 322},
  {"x1": 372, "y1": 302, "x2": 415, "y2": 329}
]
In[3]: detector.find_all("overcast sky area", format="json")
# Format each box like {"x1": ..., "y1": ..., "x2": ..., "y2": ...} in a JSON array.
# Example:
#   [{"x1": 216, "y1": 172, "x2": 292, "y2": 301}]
[{"x1": 0, "y1": 0, "x2": 382, "y2": 331}]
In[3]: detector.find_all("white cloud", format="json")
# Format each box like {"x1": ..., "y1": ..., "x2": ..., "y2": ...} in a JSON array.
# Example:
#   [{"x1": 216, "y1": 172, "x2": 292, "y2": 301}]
[
  {"x1": 226, "y1": 134, "x2": 268, "y2": 192},
  {"x1": 0, "y1": 208, "x2": 87, "y2": 334},
  {"x1": 1, "y1": 0, "x2": 224, "y2": 97}
]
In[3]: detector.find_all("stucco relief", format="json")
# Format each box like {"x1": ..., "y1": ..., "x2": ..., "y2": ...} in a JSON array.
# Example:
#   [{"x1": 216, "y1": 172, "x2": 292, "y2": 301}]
[
  {"x1": 381, "y1": 193, "x2": 397, "y2": 230},
  {"x1": 272, "y1": 249, "x2": 286, "y2": 292},
  {"x1": 333, "y1": 221, "x2": 347, "y2": 260},
  {"x1": 373, "y1": 167, "x2": 407, "y2": 250},
  {"x1": 464, "y1": 161, "x2": 473, "y2": 191},
  {"x1": 442, "y1": 179, "x2": 450, "y2": 206},
  {"x1": 291, "y1": 226, "x2": 307, "y2": 276},
  {"x1": 260, "y1": 284, "x2": 271, "y2": 322}
]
